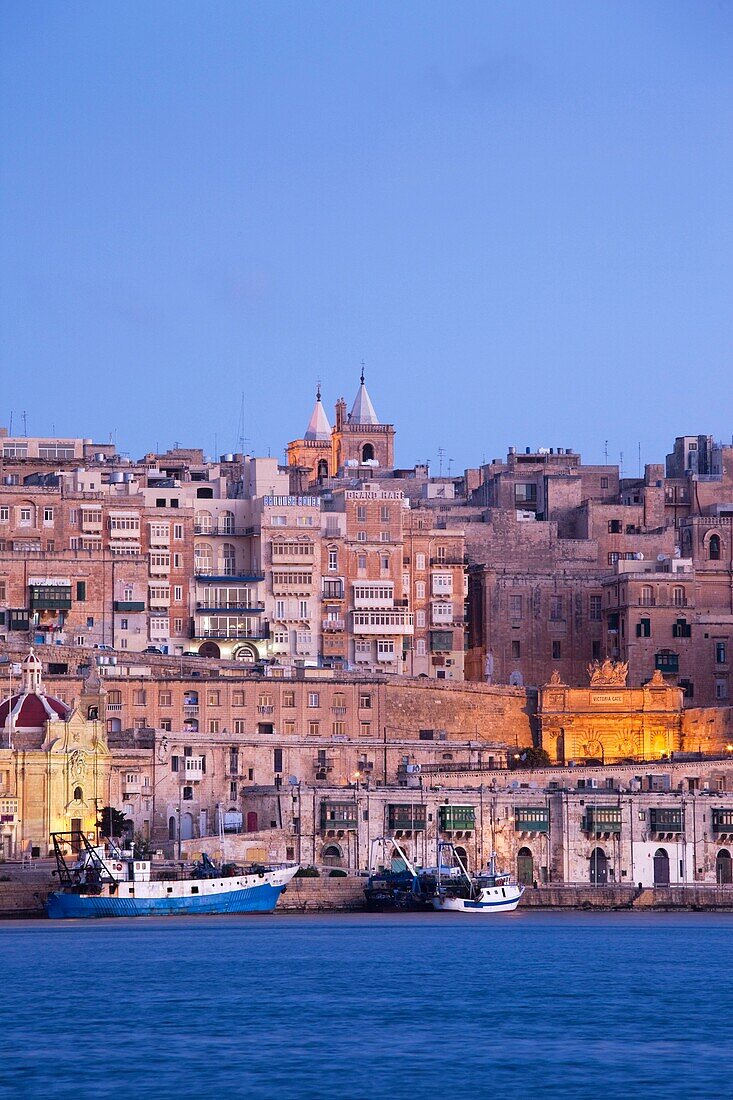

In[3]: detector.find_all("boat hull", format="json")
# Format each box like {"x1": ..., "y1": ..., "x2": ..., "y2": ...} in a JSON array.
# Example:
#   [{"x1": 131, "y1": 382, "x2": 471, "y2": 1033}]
[
  {"x1": 47, "y1": 866, "x2": 297, "y2": 919},
  {"x1": 432, "y1": 885, "x2": 524, "y2": 914}
]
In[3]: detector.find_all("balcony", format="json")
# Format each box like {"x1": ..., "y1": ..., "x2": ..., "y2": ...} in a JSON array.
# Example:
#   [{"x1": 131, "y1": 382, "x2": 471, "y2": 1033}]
[
  {"x1": 514, "y1": 807, "x2": 549, "y2": 833},
  {"x1": 352, "y1": 610, "x2": 413, "y2": 635},
  {"x1": 320, "y1": 802, "x2": 357, "y2": 831},
  {"x1": 257, "y1": 705, "x2": 274, "y2": 715},
  {"x1": 638, "y1": 597, "x2": 657, "y2": 607},
  {"x1": 711, "y1": 809, "x2": 733, "y2": 835},
  {"x1": 196, "y1": 602, "x2": 265, "y2": 613},
  {"x1": 106, "y1": 702, "x2": 123, "y2": 713},
  {"x1": 183, "y1": 705, "x2": 200, "y2": 718},
  {"x1": 649, "y1": 809, "x2": 683, "y2": 835},
  {"x1": 581, "y1": 807, "x2": 621, "y2": 836},
  {"x1": 322, "y1": 618, "x2": 345, "y2": 632},
  {"x1": 331, "y1": 706, "x2": 347, "y2": 716},
  {"x1": 114, "y1": 601, "x2": 145, "y2": 613},
  {"x1": 194, "y1": 525, "x2": 249, "y2": 537},
  {"x1": 438, "y1": 806, "x2": 476, "y2": 833},
  {"x1": 183, "y1": 756, "x2": 205, "y2": 780},
  {"x1": 313, "y1": 756, "x2": 335, "y2": 771},
  {"x1": 430, "y1": 556, "x2": 467, "y2": 566},
  {"x1": 123, "y1": 780, "x2": 141, "y2": 795},
  {"x1": 388, "y1": 805, "x2": 426, "y2": 832},
  {"x1": 195, "y1": 572, "x2": 264, "y2": 584},
  {"x1": 199, "y1": 629, "x2": 270, "y2": 640}
]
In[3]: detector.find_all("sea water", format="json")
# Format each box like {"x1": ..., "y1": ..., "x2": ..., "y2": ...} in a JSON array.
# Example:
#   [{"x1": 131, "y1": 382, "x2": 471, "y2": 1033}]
[{"x1": 0, "y1": 911, "x2": 730, "y2": 1100}]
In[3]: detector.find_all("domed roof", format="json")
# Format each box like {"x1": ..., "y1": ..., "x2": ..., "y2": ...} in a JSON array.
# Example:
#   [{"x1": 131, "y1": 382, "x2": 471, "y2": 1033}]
[
  {"x1": 0, "y1": 649, "x2": 71, "y2": 732},
  {"x1": 0, "y1": 691, "x2": 70, "y2": 731}
]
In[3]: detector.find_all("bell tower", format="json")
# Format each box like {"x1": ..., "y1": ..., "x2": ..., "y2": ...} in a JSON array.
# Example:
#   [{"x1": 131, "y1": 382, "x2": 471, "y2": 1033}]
[{"x1": 331, "y1": 367, "x2": 395, "y2": 474}]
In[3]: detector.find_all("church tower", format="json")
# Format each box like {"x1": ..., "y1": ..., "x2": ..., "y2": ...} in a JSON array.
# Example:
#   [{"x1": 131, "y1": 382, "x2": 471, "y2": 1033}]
[
  {"x1": 286, "y1": 384, "x2": 334, "y2": 484},
  {"x1": 331, "y1": 368, "x2": 395, "y2": 474}
]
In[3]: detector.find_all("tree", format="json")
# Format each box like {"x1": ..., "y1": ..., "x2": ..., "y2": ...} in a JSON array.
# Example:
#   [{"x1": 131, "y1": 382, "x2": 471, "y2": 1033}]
[
  {"x1": 97, "y1": 806, "x2": 131, "y2": 838},
  {"x1": 510, "y1": 747, "x2": 552, "y2": 769}
]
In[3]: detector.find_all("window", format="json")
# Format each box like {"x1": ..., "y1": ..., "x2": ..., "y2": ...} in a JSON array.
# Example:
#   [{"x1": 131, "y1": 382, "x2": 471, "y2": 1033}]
[
  {"x1": 43, "y1": 507, "x2": 54, "y2": 525},
  {"x1": 416, "y1": 581, "x2": 426, "y2": 600},
  {"x1": 377, "y1": 639, "x2": 395, "y2": 658},
  {"x1": 716, "y1": 642, "x2": 727, "y2": 665},
  {"x1": 715, "y1": 677, "x2": 729, "y2": 700},
  {"x1": 357, "y1": 506, "x2": 367, "y2": 522},
  {"x1": 552, "y1": 640, "x2": 561, "y2": 660},
  {"x1": 299, "y1": 600, "x2": 308, "y2": 619},
  {"x1": 360, "y1": 721, "x2": 371, "y2": 736},
  {"x1": 0, "y1": 507, "x2": 7, "y2": 523},
  {"x1": 415, "y1": 553, "x2": 425, "y2": 571},
  {"x1": 511, "y1": 641, "x2": 521, "y2": 659},
  {"x1": 380, "y1": 555, "x2": 390, "y2": 571},
  {"x1": 332, "y1": 721, "x2": 345, "y2": 736},
  {"x1": 209, "y1": 720, "x2": 219, "y2": 734},
  {"x1": 328, "y1": 548, "x2": 338, "y2": 572},
  {"x1": 76, "y1": 581, "x2": 86, "y2": 602},
  {"x1": 600, "y1": 477, "x2": 609, "y2": 489},
  {"x1": 514, "y1": 484, "x2": 537, "y2": 503},
  {"x1": 636, "y1": 617, "x2": 651, "y2": 638},
  {"x1": 133, "y1": 690, "x2": 147, "y2": 705},
  {"x1": 357, "y1": 531, "x2": 367, "y2": 542},
  {"x1": 308, "y1": 692, "x2": 320, "y2": 708},
  {"x1": 380, "y1": 530, "x2": 391, "y2": 542},
  {"x1": 283, "y1": 691, "x2": 296, "y2": 708},
  {"x1": 208, "y1": 690, "x2": 220, "y2": 706},
  {"x1": 709, "y1": 534, "x2": 722, "y2": 560},
  {"x1": 357, "y1": 553, "x2": 367, "y2": 571},
  {"x1": 182, "y1": 786, "x2": 193, "y2": 801},
  {"x1": 589, "y1": 595, "x2": 602, "y2": 621},
  {"x1": 174, "y1": 585, "x2": 182, "y2": 601},
  {"x1": 672, "y1": 618, "x2": 691, "y2": 639},
  {"x1": 274, "y1": 748, "x2": 283, "y2": 773},
  {"x1": 275, "y1": 600, "x2": 285, "y2": 620},
  {"x1": 672, "y1": 586, "x2": 686, "y2": 607},
  {"x1": 174, "y1": 524, "x2": 183, "y2": 540},
  {"x1": 173, "y1": 553, "x2": 182, "y2": 568},
  {"x1": 174, "y1": 618, "x2": 183, "y2": 634},
  {"x1": 608, "y1": 552, "x2": 620, "y2": 565},
  {"x1": 308, "y1": 720, "x2": 320, "y2": 737},
  {"x1": 509, "y1": 595, "x2": 522, "y2": 619},
  {"x1": 233, "y1": 691, "x2": 245, "y2": 706},
  {"x1": 359, "y1": 692, "x2": 371, "y2": 709},
  {"x1": 549, "y1": 596, "x2": 563, "y2": 621},
  {"x1": 0, "y1": 580, "x2": 6, "y2": 601},
  {"x1": 416, "y1": 639, "x2": 426, "y2": 656},
  {"x1": 158, "y1": 691, "x2": 172, "y2": 706},
  {"x1": 415, "y1": 610, "x2": 425, "y2": 628},
  {"x1": 655, "y1": 651, "x2": 679, "y2": 674},
  {"x1": 234, "y1": 719, "x2": 246, "y2": 735},
  {"x1": 608, "y1": 519, "x2": 622, "y2": 534}
]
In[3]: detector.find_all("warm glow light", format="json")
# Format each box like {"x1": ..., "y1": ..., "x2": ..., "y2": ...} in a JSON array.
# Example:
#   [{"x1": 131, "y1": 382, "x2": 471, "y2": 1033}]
[{"x1": 726, "y1": 744, "x2": 733, "y2": 754}]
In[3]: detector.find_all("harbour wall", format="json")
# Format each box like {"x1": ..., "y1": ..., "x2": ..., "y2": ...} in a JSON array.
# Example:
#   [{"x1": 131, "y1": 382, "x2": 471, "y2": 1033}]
[{"x1": 4, "y1": 875, "x2": 733, "y2": 918}]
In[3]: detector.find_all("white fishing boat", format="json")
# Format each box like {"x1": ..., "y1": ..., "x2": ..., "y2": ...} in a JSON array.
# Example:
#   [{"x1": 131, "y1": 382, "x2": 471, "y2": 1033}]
[{"x1": 431, "y1": 844, "x2": 524, "y2": 914}]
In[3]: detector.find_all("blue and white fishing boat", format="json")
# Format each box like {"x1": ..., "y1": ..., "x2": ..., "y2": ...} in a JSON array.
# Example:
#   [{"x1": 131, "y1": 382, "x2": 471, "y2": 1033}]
[
  {"x1": 431, "y1": 844, "x2": 524, "y2": 914},
  {"x1": 46, "y1": 832, "x2": 298, "y2": 919}
]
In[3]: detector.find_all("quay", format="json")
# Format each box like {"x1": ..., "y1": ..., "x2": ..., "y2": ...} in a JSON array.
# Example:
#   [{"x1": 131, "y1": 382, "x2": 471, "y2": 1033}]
[{"x1": 4, "y1": 871, "x2": 733, "y2": 919}]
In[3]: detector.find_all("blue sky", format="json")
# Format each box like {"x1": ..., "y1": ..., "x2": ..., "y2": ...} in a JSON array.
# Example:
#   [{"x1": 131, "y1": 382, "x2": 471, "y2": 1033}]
[{"x1": 2, "y1": 1, "x2": 732, "y2": 473}]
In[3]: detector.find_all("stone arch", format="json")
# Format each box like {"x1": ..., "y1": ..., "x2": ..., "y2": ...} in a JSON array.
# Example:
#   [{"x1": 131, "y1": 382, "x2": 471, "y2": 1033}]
[
  {"x1": 233, "y1": 644, "x2": 258, "y2": 663},
  {"x1": 454, "y1": 845, "x2": 469, "y2": 871},
  {"x1": 517, "y1": 846, "x2": 534, "y2": 886},
  {"x1": 589, "y1": 847, "x2": 608, "y2": 885},
  {"x1": 220, "y1": 510, "x2": 235, "y2": 534},
  {"x1": 168, "y1": 816, "x2": 177, "y2": 841},
  {"x1": 198, "y1": 641, "x2": 220, "y2": 659},
  {"x1": 194, "y1": 542, "x2": 213, "y2": 573},
  {"x1": 317, "y1": 458, "x2": 329, "y2": 479},
  {"x1": 653, "y1": 847, "x2": 670, "y2": 886},
  {"x1": 181, "y1": 812, "x2": 195, "y2": 841},
  {"x1": 716, "y1": 849, "x2": 732, "y2": 885},
  {"x1": 221, "y1": 542, "x2": 236, "y2": 575},
  {"x1": 195, "y1": 509, "x2": 212, "y2": 533},
  {"x1": 322, "y1": 843, "x2": 343, "y2": 867},
  {"x1": 361, "y1": 442, "x2": 375, "y2": 463}
]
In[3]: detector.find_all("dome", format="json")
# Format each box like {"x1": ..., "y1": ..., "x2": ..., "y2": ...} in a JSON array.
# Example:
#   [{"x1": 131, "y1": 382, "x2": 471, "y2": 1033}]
[{"x1": 0, "y1": 691, "x2": 70, "y2": 732}]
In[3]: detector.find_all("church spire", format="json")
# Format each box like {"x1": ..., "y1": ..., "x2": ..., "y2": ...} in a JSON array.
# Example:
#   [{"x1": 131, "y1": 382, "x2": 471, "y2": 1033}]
[
  {"x1": 349, "y1": 363, "x2": 379, "y2": 425},
  {"x1": 303, "y1": 381, "x2": 332, "y2": 441}
]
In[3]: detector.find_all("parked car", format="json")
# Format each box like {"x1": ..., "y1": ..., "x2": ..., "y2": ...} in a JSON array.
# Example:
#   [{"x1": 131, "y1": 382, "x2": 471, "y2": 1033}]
[
  {"x1": 143, "y1": 646, "x2": 162, "y2": 655},
  {"x1": 93, "y1": 644, "x2": 114, "y2": 651}
]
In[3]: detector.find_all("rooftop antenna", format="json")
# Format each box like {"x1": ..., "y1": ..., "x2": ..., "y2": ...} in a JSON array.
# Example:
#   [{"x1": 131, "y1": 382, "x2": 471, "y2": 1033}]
[
  {"x1": 236, "y1": 391, "x2": 249, "y2": 455},
  {"x1": 619, "y1": 450, "x2": 624, "y2": 478},
  {"x1": 9, "y1": 411, "x2": 12, "y2": 436},
  {"x1": 316, "y1": 377, "x2": 322, "y2": 401},
  {"x1": 21, "y1": 411, "x2": 27, "y2": 437},
  {"x1": 448, "y1": 458, "x2": 453, "y2": 478},
  {"x1": 638, "y1": 441, "x2": 641, "y2": 478},
  {"x1": 438, "y1": 446, "x2": 446, "y2": 477},
  {"x1": 604, "y1": 440, "x2": 609, "y2": 464},
  {"x1": 360, "y1": 360, "x2": 365, "y2": 385}
]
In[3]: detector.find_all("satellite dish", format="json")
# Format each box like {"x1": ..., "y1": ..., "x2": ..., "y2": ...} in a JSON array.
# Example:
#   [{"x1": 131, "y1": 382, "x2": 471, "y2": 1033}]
[
  {"x1": 657, "y1": 554, "x2": 666, "y2": 562},
  {"x1": 510, "y1": 780, "x2": 519, "y2": 789},
  {"x1": 287, "y1": 775, "x2": 299, "y2": 786}
]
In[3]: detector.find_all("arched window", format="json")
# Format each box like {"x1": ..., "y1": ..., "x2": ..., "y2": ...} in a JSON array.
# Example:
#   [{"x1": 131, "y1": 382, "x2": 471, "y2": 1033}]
[
  {"x1": 87, "y1": 705, "x2": 99, "y2": 720},
  {"x1": 220, "y1": 510, "x2": 235, "y2": 534},
  {"x1": 709, "y1": 534, "x2": 722, "y2": 561},
  {"x1": 361, "y1": 443, "x2": 375, "y2": 463},
  {"x1": 17, "y1": 501, "x2": 36, "y2": 528},
  {"x1": 73, "y1": 786, "x2": 83, "y2": 802},
  {"x1": 317, "y1": 459, "x2": 329, "y2": 479},
  {"x1": 194, "y1": 542, "x2": 213, "y2": 574},
  {"x1": 168, "y1": 816, "x2": 177, "y2": 840},
  {"x1": 454, "y1": 846, "x2": 469, "y2": 871},
  {"x1": 195, "y1": 510, "x2": 212, "y2": 533}
]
